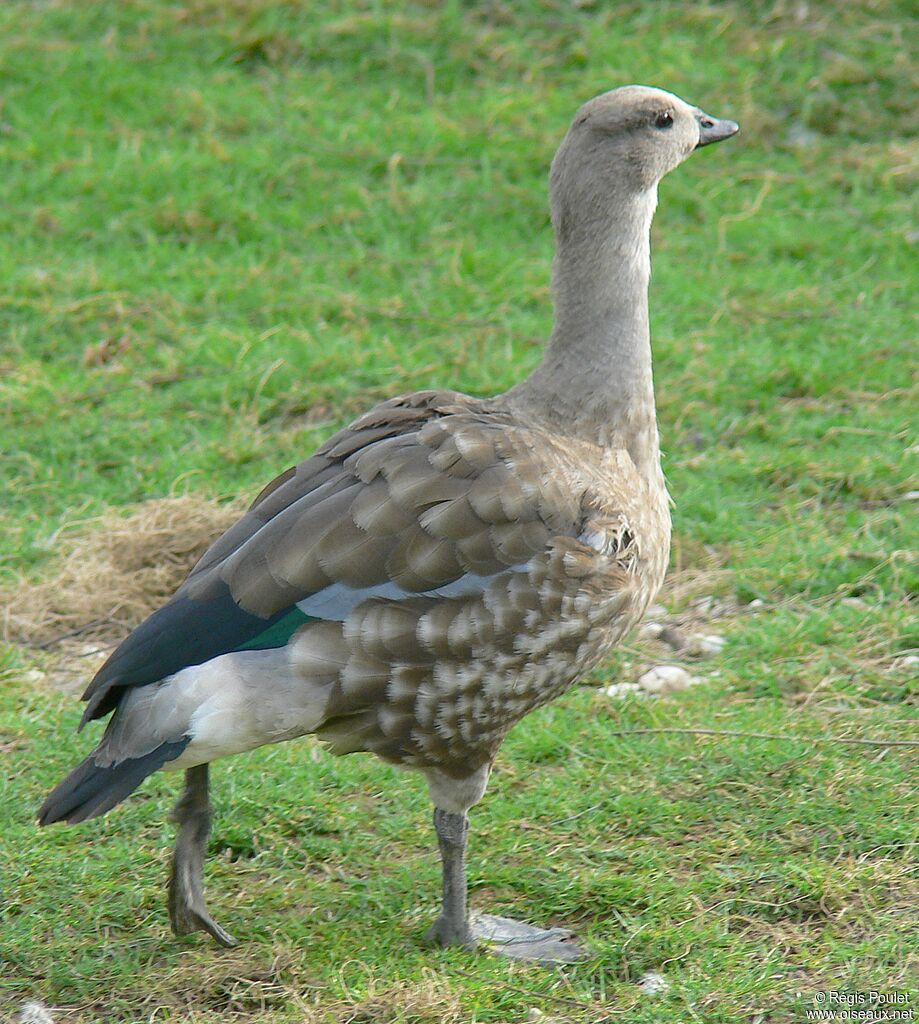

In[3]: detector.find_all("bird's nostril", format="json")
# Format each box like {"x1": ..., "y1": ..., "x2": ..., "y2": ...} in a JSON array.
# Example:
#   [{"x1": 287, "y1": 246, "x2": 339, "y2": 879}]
[{"x1": 700, "y1": 118, "x2": 714, "y2": 128}]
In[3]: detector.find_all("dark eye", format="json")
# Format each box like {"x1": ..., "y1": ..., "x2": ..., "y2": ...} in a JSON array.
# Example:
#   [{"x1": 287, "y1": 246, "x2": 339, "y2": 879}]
[{"x1": 654, "y1": 111, "x2": 674, "y2": 130}]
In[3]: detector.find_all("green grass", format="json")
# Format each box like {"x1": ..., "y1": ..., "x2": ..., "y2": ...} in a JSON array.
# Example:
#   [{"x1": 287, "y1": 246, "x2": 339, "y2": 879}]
[{"x1": 1, "y1": 0, "x2": 917, "y2": 1021}]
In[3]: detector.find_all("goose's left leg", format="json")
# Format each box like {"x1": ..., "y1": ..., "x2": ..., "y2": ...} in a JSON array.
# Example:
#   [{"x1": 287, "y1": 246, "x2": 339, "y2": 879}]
[
  {"x1": 422, "y1": 768, "x2": 585, "y2": 963},
  {"x1": 424, "y1": 808, "x2": 475, "y2": 948},
  {"x1": 168, "y1": 764, "x2": 237, "y2": 947}
]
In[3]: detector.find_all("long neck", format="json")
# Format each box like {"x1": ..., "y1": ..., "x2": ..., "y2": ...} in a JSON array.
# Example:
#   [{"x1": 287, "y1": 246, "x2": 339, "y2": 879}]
[{"x1": 508, "y1": 188, "x2": 660, "y2": 474}]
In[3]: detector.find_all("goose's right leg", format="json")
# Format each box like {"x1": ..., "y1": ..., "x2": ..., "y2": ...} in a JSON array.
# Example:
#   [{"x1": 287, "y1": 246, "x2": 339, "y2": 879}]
[{"x1": 168, "y1": 763, "x2": 237, "y2": 947}]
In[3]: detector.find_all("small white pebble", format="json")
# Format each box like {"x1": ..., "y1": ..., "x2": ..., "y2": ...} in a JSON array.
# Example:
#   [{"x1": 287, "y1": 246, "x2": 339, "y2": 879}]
[
  {"x1": 637, "y1": 971, "x2": 670, "y2": 996},
  {"x1": 841, "y1": 597, "x2": 868, "y2": 609},
  {"x1": 527, "y1": 1009, "x2": 545, "y2": 1021},
  {"x1": 688, "y1": 633, "x2": 726, "y2": 657},
  {"x1": 646, "y1": 603, "x2": 667, "y2": 618},
  {"x1": 639, "y1": 621, "x2": 664, "y2": 640},
  {"x1": 20, "y1": 1003, "x2": 55, "y2": 1024},
  {"x1": 637, "y1": 665, "x2": 700, "y2": 694},
  {"x1": 603, "y1": 682, "x2": 647, "y2": 699},
  {"x1": 902, "y1": 490, "x2": 919, "y2": 501},
  {"x1": 894, "y1": 655, "x2": 919, "y2": 672},
  {"x1": 747, "y1": 598, "x2": 765, "y2": 610},
  {"x1": 21, "y1": 669, "x2": 45, "y2": 684}
]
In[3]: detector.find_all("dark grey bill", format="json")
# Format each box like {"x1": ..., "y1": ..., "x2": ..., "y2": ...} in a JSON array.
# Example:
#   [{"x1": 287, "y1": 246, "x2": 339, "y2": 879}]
[{"x1": 695, "y1": 111, "x2": 739, "y2": 148}]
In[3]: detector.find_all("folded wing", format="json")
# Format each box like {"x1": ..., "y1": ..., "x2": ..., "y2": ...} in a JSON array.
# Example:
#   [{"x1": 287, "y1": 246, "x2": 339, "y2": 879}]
[{"x1": 81, "y1": 390, "x2": 586, "y2": 726}]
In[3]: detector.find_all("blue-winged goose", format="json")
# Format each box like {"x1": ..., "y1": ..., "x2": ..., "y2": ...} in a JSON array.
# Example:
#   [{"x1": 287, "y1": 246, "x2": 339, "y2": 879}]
[{"x1": 40, "y1": 86, "x2": 738, "y2": 962}]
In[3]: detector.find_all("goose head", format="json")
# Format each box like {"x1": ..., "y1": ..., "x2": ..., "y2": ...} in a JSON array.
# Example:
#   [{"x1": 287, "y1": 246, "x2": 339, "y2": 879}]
[{"x1": 550, "y1": 86, "x2": 739, "y2": 237}]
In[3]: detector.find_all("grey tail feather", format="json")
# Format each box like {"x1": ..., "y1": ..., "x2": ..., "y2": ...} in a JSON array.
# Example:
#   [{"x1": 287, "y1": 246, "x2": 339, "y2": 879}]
[{"x1": 37, "y1": 737, "x2": 191, "y2": 826}]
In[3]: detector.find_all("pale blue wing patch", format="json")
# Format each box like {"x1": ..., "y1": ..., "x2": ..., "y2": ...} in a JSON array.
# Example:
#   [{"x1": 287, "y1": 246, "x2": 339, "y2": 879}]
[{"x1": 295, "y1": 565, "x2": 530, "y2": 621}]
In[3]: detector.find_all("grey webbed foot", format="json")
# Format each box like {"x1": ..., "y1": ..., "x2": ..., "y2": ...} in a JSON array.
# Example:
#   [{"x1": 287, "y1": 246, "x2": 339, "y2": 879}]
[
  {"x1": 424, "y1": 911, "x2": 584, "y2": 962},
  {"x1": 167, "y1": 764, "x2": 237, "y2": 948},
  {"x1": 470, "y1": 912, "x2": 585, "y2": 964}
]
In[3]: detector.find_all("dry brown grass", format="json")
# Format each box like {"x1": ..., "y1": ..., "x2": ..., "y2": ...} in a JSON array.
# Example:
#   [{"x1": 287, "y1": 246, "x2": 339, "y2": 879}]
[
  {"x1": 43, "y1": 964, "x2": 468, "y2": 1024},
  {"x1": 325, "y1": 972, "x2": 465, "y2": 1024},
  {"x1": 0, "y1": 495, "x2": 245, "y2": 648}
]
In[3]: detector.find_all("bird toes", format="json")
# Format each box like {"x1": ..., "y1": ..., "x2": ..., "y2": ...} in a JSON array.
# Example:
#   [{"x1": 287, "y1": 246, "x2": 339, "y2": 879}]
[
  {"x1": 192, "y1": 906, "x2": 238, "y2": 948},
  {"x1": 170, "y1": 900, "x2": 238, "y2": 947},
  {"x1": 469, "y1": 912, "x2": 586, "y2": 964},
  {"x1": 168, "y1": 875, "x2": 237, "y2": 947}
]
